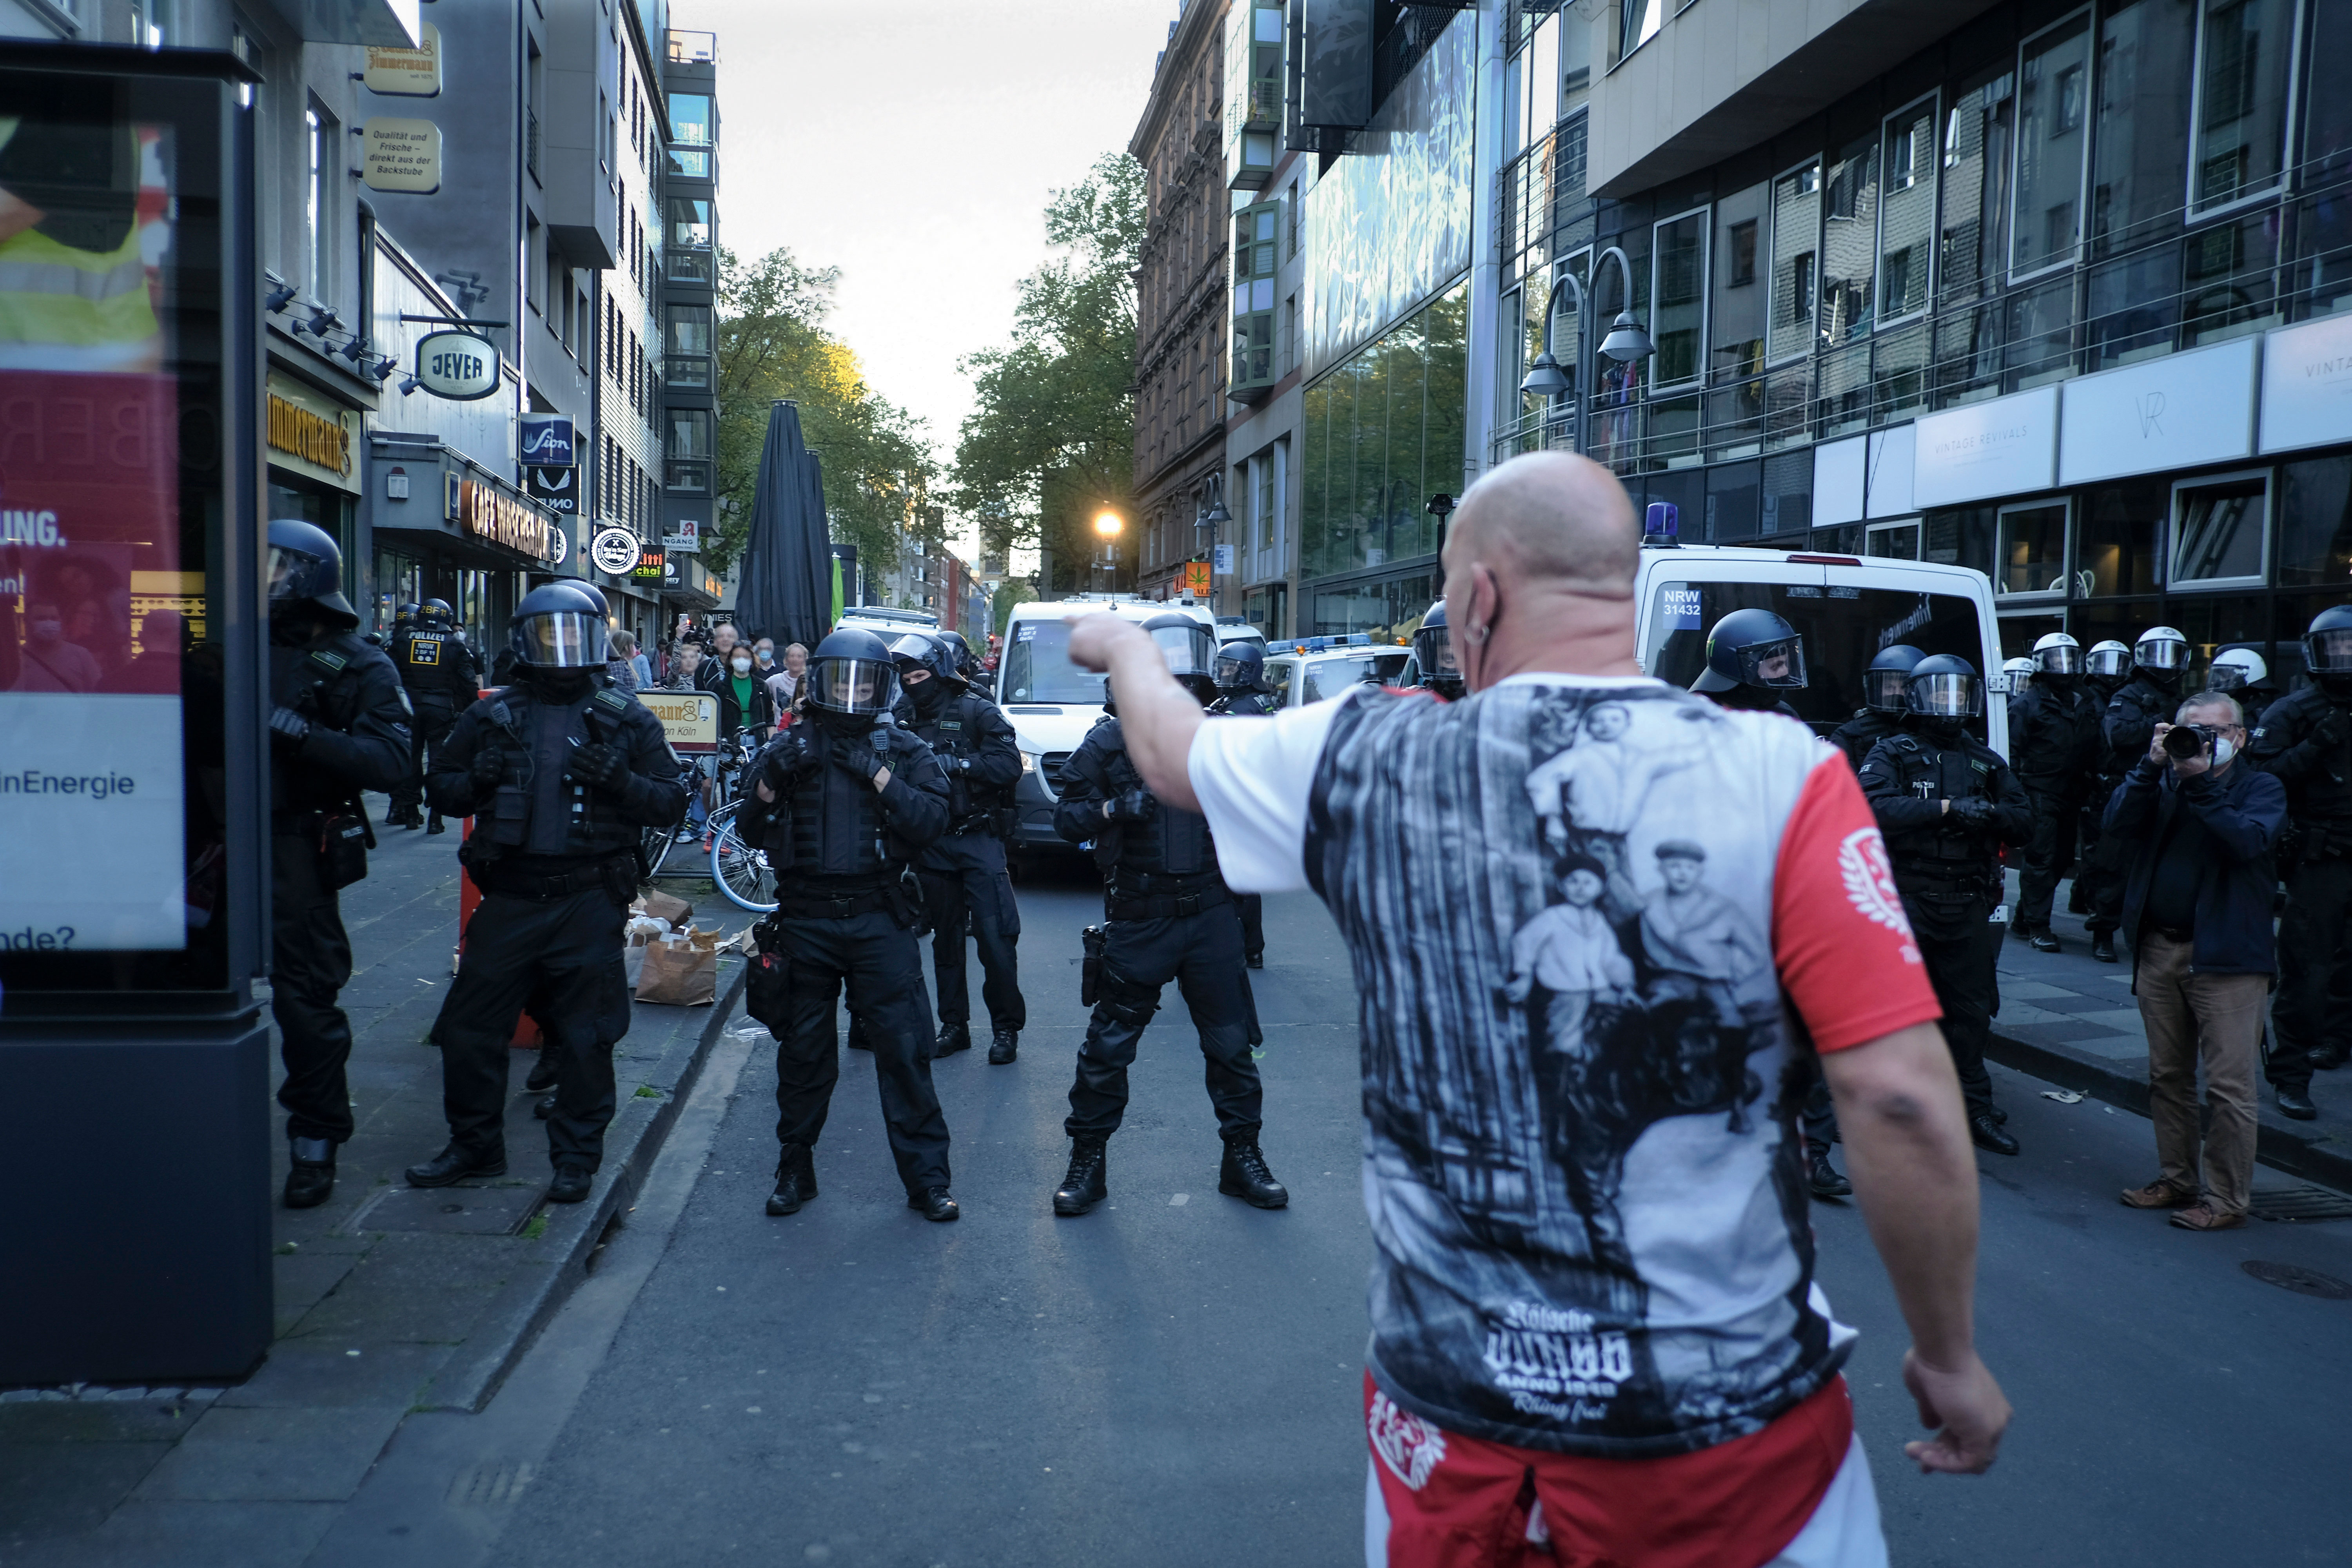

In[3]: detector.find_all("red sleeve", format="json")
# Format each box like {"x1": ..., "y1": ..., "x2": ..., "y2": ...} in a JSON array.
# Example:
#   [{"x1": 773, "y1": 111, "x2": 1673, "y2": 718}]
[{"x1": 1771, "y1": 754, "x2": 1944, "y2": 1053}]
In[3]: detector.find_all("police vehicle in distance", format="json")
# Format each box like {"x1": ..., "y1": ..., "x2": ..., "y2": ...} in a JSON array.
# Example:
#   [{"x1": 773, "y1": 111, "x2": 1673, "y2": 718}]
[
  {"x1": 1261, "y1": 632, "x2": 1412, "y2": 710},
  {"x1": 834, "y1": 604, "x2": 940, "y2": 639},
  {"x1": 1213, "y1": 615, "x2": 1267, "y2": 655},
  {"x1": 994, "y1": 595, "x2": 1219, "y2": 860}
]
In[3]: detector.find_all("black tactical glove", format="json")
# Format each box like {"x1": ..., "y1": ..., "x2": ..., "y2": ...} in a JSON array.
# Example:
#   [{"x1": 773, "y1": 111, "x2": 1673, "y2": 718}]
[
  {"x1": 758, "y1": 730, "x2": 817, "y2": 792},
  {"x1": 1947, "y1": 797, "x2": 1994, "y2": 830},
  {"x1": 468, "y1": 742, "x2": 506, "y2": 791},
  {"x1": 267, "y1": 706, "x2": 311, "y2": 748},
  {"x1": 564, "y1": 741, "x2": 628, "y2": 791},
  {"x1": 2310, "y1": 707, "x2": 2350, "y2": 754},
  {"x1": 833, "y1": 741, "x2": 882, "y2": 786},
  {"x1": 1104, "y1": 787, "x2": 1156, "y2": 823}
]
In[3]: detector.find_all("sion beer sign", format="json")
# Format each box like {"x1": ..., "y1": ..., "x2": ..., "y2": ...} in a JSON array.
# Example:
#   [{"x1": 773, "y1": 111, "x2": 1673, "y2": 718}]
[{"x1": 413, "y1": 329, "x2": 498, "y2": 401}]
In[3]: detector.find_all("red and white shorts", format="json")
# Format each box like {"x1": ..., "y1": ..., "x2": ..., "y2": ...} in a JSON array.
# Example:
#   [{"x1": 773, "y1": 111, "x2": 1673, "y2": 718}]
[{"x1": 1363, "y1": 1375, "x2": 1886, "y2": 1568}]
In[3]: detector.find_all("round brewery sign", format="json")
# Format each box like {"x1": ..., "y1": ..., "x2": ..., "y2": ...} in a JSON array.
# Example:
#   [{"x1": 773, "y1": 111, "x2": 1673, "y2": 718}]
[
  {"x1": 590, "y1": 526, "x2": 639, "y2": 576},
  {"x1": 413, "y1": 328, "x2": 499, "y2": 401}
]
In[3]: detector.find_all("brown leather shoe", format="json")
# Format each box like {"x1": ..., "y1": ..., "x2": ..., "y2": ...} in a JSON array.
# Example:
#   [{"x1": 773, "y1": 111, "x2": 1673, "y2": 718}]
[
  {"x1": 2168, "y1": 1203, "x2": 2246, "y2": 1231},
  {"x1": 2120, "y1": 1180, "x2": 2198, "y2": 1209}
]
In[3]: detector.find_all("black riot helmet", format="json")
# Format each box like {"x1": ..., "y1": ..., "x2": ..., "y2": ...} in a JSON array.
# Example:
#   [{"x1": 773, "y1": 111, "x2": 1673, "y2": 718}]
[
  {"x1": 1412, "y1": 600, "x2": 1464, "y2": 699},
  {"x1": 1141, "y1": 612, "x2": 1219, "y2": 701},
  {"x1": 806, "y1": 627, "x2": 900, "y2": 727},
  {"x1": 888, "y1": 630, "x2": 965, "y2": 715},
  {"x1": 394, "y1": 601, "x2": 421, "y2": 632},
  {"x1": 1864, "y1": 644, "x2": 1926, "y2": 713},
  {"x1": 935, "y1": 628, "x2": 978, "y2": 681},
  {"x1": 508, "y1": 581, "x2": 610, "y2": 668},
  {"x1": 1693, "y1": 607, "x2": 1806, "y2": 695},
  {"x1": 266, "y1": 518, "x2": 358, "y2": 628},
  {"x1": 1214, "y1": 639, "x2": 1268, "y2": 694},
  {"x1": 1904, "y1": 653, "x2": 1982, "y2": 736},
  {"x1": 2305, "y1": 604, "x2": 2352, "y2": 698},
  {"x1": 419, "y1": 597, "x2": 454, "y2": 626}
]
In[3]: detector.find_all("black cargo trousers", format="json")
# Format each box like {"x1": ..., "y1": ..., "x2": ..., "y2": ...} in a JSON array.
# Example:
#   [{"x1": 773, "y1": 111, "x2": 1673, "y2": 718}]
[
  {"x1": 918, "y1": 829, "x2": 1026, "y2": 1036},
  {"x1": 390, "y1": 695, "x2": 457, "y2": 817},
  {"x1": 1065, "y1": 893, "x2": 1261, "y2": 1145},
  {"x1": 273, "y1": 828, "x2": 356, "y2": 1144},
  {"x1": 764, "y1": 905, "x2": 952, "y2": 1196},
  {"x1": 2270, "y1": 844, "x2": 2352, "y2": 1091},
  {"x1": 433, "y1": 869, "x2": 633, "y2": 1172}
]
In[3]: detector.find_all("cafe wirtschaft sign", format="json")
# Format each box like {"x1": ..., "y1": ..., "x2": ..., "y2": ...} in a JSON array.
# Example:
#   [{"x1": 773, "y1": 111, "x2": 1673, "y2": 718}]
[{"x1": 414, "y1": 328, "x2": 498, "y2": 401}]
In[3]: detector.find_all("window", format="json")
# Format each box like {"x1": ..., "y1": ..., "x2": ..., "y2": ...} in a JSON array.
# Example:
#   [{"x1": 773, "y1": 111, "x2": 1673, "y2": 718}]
[
  {"x1": 305, "y1": 103, "x2": 333, "y2": 299},
  {"x1": 2171, "y1": 472, "x2": 2268, "y2": 586},
  {"x1": 671, "y1": 94, "x2": 712, "y2": 146},
  {"x1": 2189, "y1": 0, "x2": 2296, "y2": 211},
  {"x1": 667, "y1": 145, "x2": 711, "y2": 180},
  {"x1": 1710, "y1": 188, "x2": 1766, "y2": 390},
  {"x1": 668, "y1": 410, "x2": 712, "y2": 492},
  {"x1": 1621, "y1": 0, "x2": 1662, "y2": 62},
  {"x1": 1878, "y1": 96, "x2": 1936, "y2": 320},
  {"x1": 2277, "y1": 456, "x2": 2352, "y2": 588},
  {"x1": 2089, "y1": 0, "x2": 2198, "y2": 252},
  {"x1": 1650, "y1": 208, "x2": 1706, "y2": 385},
  {"x1": 1768, "y1": 160, "x2": 1821, "y2": 363},
  {"x1": 1939, "y1": 70, "x2": 2014, "y2": 301},
  {"x1": 1256, "y1": 446, "x2": 1278, "y2": 554},
  {"x1": 1821, "y1": 129, "x2": 1879, "y2": 345},
  {"x1": 2079, "y1": 479, "x2": 2167, "y2": 594},
  {"x1": 1232, "y1": 201, "x2": 1279, "y2": 394},
  {"x1": 2012, "y1": 12, "x2": 2094, "y2": 278},
  {"x1": 1997, "y1": 500, "x2": 2070, "y2": 595},
  {"x1": 1866, "y1": 519, "x2": 1922, "y2": 559},
  {"x1": 668, "y1": 303, "x2": 712, "y2": 356},
  {"x1": 668, "y1": 198, "x2": 712, "y2": 251}
]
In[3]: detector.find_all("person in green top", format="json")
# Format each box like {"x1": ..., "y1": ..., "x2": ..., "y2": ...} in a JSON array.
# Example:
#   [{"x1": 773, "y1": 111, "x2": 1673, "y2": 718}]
[{"x1": 714, "y1": 641, "x2": 775, "y2": 748}]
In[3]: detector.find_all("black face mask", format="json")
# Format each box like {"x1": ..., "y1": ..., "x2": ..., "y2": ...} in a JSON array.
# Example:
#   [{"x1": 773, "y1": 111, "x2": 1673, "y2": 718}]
[
  {"x1": 907, "y1": 675, "x2": 953, "y2": 719},
  {"x1": 2319, "y1": 672, "x2": 2352, "y2": 705},
  {"x1": 1914, "y1": 714, "x2": 1968, "y2": 742},
  {"x1": 526, "y1": 666, "x2": 593, "y2": 705}
]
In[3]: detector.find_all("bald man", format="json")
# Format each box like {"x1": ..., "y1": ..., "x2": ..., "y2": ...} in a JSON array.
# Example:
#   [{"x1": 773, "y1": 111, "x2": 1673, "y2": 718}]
[{"x1": 1066, "y1": 451, "x2": 2007, "y2": 1568}]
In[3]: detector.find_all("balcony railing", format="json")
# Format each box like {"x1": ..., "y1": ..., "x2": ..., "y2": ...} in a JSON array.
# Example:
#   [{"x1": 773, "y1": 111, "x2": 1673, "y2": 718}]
[
  {"x1": 664, "y1": 249, "x2": 713, "y2": 285},
  {"x1": 665, "y1": 353, "x2": 711, "y2": 391},
  {"x1": 666, "y1": 459, "x2": 711, "y2": 493},
  {"x1": 666, "y1": 29, "x2": 716, "y2": 64}
]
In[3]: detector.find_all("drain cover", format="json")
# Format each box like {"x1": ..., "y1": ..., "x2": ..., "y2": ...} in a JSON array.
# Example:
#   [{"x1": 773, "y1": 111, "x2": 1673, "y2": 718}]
[
  {"x1": 2242, "y1": 1260, "x2": 2352, "y2": 1299},
  {"x1": 346, "y1": 1183, "x2": 545, "y2": 1235},
  {"x1": 2248, "y1": 1185, "x2": 2352, "y2": 1223}
]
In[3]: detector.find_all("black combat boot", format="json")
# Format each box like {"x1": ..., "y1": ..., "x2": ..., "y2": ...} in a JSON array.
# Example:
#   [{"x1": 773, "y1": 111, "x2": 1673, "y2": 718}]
[
  {"x1": 1969, "y1": 1112, "x2": 2021, "y2": 1156},
  {"x1": 1806, "y1": 1144, "x2": 1852, "y2": 1199},
  {"x1": 987, "y1": 1028, "x2": 1018, "y2": 1065},
  {"x1": 2091, "y1": 931, "x2": 2118, "y2": 963},
  {"x1": 2278, "y1": 1084, "x2": 2318, "y2": 1120},
  {"x1": 426, "y1": 811, "x2": 446, "y2": 835},
  {"x1": 405, "y1": 1143, "x2": 507, "y2": 1187},
  {"x1": 525, "y1": 1051, "x2": 560, "y2": 1093},
  {"x1": 767, "y1": 1144, "x2": 817, "y2": 1216},
  {"x1": 846, "y1": 1016, "x2": 871, "y2": 1051},
  {"x1": 934, "y1": 1021, "x2": 972, "y2": 1057},
  {"x1": 2028, "y1": 927, "x2": 2061, "y2": 954},
  {"x1": 283, "y1": 1136, "x2": 337, "y2": 1209},
  {"x1": 908, "y1": 1186, "x2": 960, "y2": 1221},
  {"x1": 547, "y1": 1165, "x2": 593, "y2": 1204},
  {"x1": 1218, "y1": 1142, "x2": 1289, "y2": 1209},
  {"x1": 1053, "y1": 1137, "x2": 1108, "y2": 1216}
]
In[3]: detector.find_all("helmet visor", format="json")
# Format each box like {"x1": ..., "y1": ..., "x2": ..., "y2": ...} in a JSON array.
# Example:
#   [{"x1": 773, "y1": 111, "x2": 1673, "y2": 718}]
[
  {"x1": 2036, "y1": 644, "x2": 2083, "y2": 675},
  {"x1": 2207, "y1": 663, "x2": 2247, "y2": 690},
  {"x1": 1737, "y1": 637, "x2": 1808, "y2": 689},
  {"x1": 1412, "y1": 624, "x2": 1457, "y2": 676},
  {"x1": 2137, "y1": 637, "x2": 2191, "y2": 671},
  {"x1": 1908, "y1": 672, "x2": 1982, "y2": 718},
  {"x1": 1149, "y1": 623, "x2": 1214, "y2": 677},
  {"x1": 2310, "y1": 627, "x2": 2352, "y2": 674},
  {"x1": 2086, "y1": 646, "x2": 2131, "y2": 678},
  {"x1": 517, "y1": 610, "x2": 607, "y2": 668},
  {"x1": 813, "y1": 656, "x2": 894, "y2": 714},
  {"x1": 887, "y1": 632, "x2": 935, "y2": 667},
  {"x1": 1864, "y1": 668, "x2": 1911, "y2": 711},
  {"x1": 1213, "y1": 653, "x2": 1256, "y2": 688},
  {"x1": 265, "y1": 544, "x2": 329, "y2": 603}
]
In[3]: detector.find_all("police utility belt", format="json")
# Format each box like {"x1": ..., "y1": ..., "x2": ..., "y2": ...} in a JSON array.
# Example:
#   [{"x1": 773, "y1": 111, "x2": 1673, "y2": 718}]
[
  {"x1": 469, "y1": 852, "x2": 637, "y2": 903},
  {"x1": 1105, "y1": 878, "x2": 1228, "y2": 922}
]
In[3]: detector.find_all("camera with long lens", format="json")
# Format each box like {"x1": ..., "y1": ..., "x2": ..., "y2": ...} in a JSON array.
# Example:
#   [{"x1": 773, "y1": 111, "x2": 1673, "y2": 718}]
[{"x1": 2162, "y1": 724, "x2": 2215, "y2": 760}]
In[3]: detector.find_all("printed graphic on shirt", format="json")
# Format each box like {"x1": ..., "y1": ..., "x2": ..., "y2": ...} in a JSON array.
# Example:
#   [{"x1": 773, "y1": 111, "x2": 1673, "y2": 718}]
[
  {"x1": 1369, "y1": 1389, "x2": 1448, "y2": 1491},
  {"x1": 1304, "y1": 683, "x2": 1862, "y2": 1457},
  {"x1": 1836, "y1": 826, "x2": 1920, "y2": 964}
]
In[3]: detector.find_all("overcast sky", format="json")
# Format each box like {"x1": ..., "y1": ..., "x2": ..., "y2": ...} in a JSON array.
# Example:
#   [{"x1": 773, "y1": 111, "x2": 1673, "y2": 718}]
[{"x1": 676, "y1": 0, "x2": 1179, "y2": 480}]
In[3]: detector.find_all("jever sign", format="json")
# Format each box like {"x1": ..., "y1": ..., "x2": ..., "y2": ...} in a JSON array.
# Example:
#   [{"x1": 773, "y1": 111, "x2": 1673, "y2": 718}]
[{"x1": 413, "y1": 329, "x2": 498, "y2": 401}]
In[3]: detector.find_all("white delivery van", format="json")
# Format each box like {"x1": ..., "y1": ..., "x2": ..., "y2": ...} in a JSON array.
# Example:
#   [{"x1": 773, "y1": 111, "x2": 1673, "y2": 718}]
[
  {"x1": 1631, "y1": 543, "x2": 2008, "y2": 755},
  {"x1": 994, "y1": 596, "x2": 1220, "y2": 858}
]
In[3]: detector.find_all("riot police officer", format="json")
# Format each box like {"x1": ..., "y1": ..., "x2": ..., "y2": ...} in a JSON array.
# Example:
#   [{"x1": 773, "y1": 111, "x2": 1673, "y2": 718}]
[
  {"x1": 2008, "y1": 632, "x2": 2105, "y2": 950},
  {"x1": 1411, "y1": 600, "x2": 1464, "y2": 699},
  {"x1": 407, "y1": 583, "x2": 687, "y2": 1205},
  {"x1": 265, "y1": 520, "x2": 414, "y2": 1208},
  {"x1": 2248, "y1": 605, "x2": 2352, "y2": 1120},
  {"x1": 1051, "y1": 613, "x2": 1284, "y2": 1217},
  {"x1": 889, "y1": 630, "x2": 1026, "y2": 1065},
  {"x1": 2209, "y1": 648, "x2": 2275, "y2": 727},
  {"x1": 1860, "y1": 655, "x2": 2033, "y2": 1155},
  {"x1": 2073, "y1": 640, "x2": 2136, "y2": 951},
  {"x1": 1829, "y1": 644, "x2": 1924, "y2": 769},
  {"x1": 388, "y1": 597, "x2": 481, "y2": 833},
  {"x1": 1208, "y1": 639, "x2": 1276, "y2": 967},
  {"x1": 2085, "y1": 640, "x2": 2133, "y2": 700},
  {"x1": 1690, "y1": 608, "x2": 1808, "y2": 718},
  {"x1": 739, "y1": 628, "x2": 960, "y2": 1221},
  {"x1": 2087, "y1": 627, "x2": 2192, "y2": 959}
]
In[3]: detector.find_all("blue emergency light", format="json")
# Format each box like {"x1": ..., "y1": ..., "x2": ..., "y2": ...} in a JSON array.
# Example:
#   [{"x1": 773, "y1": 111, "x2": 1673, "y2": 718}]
[
  {"x1": 1288, "y1": 633, "x2": 1374, "y2": 652},
  {"x1": 1644, "y1": 502, "x2": 1679, "y2": 546}
]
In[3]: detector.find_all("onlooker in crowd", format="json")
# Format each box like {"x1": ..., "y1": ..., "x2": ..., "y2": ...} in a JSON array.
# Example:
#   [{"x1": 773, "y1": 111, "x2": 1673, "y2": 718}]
[
  {"x1": 765, "y1": 641, "x2": 808, "y2": 715},
  {"x1": 751, "y1": 636, "x2": 777, "y2": 675},
  {"x1": 113, "y1": 608, "x2": 186, "y2": 693},
  {"x1": 2107, "y1": 691, "x2": 2286, "y2": 1232},
  {"x1": 715, "y1": 635, "x2": 774, "y2": 745},
  {"x1": 12, "y1": 601, "x2": 102, "y2": 691},
  {"x1": 695, "y1": 622, "x2": 740, "y2": 692},
  {"x1": 661, "y1": 640, "x2": 703, "y2": 691},
  {"x1": 609, "y1": 628, "x2": 647, "y2": 693},
  {"x1": 661, "y1": 640, "x2": 712, "y2": 837}
]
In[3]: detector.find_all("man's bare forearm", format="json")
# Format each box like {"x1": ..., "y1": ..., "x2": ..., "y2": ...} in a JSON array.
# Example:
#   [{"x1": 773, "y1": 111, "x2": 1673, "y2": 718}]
[
  {"x1": 1074, "y1": 617, "x2": 1204, "y2": 811},
  {"x1": 1822, "y1": 1022, "x2": 1981, "y2": 1367}
]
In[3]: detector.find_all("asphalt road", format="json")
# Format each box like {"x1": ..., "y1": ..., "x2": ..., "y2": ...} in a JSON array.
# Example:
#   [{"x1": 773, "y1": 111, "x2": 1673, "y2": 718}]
[{"x1": 332, "y1": 852, "x2": 2352, "y2": 1568}]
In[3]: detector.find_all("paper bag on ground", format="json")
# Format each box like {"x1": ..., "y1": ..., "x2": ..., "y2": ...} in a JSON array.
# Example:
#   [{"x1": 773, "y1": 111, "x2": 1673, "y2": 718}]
[
  {"x1": 635, "y1": 935, "x2": 717, "y2": 1005},
  {"x1": 639, "y1": 889, "x2": 694, "y2": 926}
]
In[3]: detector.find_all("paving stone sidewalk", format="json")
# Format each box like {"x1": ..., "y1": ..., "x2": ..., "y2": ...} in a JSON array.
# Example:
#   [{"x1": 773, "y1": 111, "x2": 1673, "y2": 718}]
[
  {"x1": 1987, "y1": 871, "x2": 2352, "y2": 1192},
  {"x1": 0, "y1": 796, "x2": 753, "y2": 1566}
]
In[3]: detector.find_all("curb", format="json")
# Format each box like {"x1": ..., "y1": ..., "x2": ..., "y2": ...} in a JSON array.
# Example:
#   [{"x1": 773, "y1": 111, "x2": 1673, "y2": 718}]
[
  {"x1": 424, "y1": 960, "x2": 751, "y2": 1413},
  {"x1": 1985, "y1": 1031, "x2": 2352, "y2": 1194}
]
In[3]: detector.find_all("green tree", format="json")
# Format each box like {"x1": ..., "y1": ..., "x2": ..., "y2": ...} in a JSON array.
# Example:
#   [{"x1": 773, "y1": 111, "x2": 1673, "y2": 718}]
[
  {"x1": 952, "y1": 153, "x2": 1145, "y2": 593},
  {"x1": 708, "y1": 246, "x2": 937, "y2": 582}
]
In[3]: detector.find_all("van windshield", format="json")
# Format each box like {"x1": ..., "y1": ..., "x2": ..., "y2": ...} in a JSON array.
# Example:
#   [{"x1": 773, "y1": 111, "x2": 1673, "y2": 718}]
[
  {"x1": 998, "y1": 619, "x2": 1109, "y2": 705},
  {"x1": 1644, "y1": 581, "x2": 1989, "y2": 740}
]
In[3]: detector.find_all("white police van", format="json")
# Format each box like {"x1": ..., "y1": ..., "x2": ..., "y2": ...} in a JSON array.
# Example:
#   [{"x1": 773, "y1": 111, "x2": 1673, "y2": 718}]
[
  {"x1": 993, "y1": 595, "x2": 1219, "y2": 859},
  {"x1": 1260, "y1": 632, "x2": 1412, "y2": 710}
]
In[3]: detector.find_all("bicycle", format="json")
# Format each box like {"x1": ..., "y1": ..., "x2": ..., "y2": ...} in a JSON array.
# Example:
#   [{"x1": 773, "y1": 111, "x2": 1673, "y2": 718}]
[{"x1": 708, "y1": 730, "x2": 779, "y2": 913}]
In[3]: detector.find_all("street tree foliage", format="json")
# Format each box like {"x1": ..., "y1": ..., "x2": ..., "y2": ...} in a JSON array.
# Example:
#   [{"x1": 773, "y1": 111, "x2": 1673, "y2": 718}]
[
  {"x1": 710, "y1": 245, "x2": 940, "y2": 579},
  {"x1": 952, "y1": 154, "x2": 1145, "y2": 592}
]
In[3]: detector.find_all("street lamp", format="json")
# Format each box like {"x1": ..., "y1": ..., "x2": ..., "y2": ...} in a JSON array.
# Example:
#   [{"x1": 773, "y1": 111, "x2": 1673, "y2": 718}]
[
  {"x1": 1196, "y1": 477, "x2": 1233, "y2": 613},
  {"x1": 1518, "y1": 244, "x2": 1654, "y2": 456},
  {"x1": 1426, "y1": 492, "x2": 1456, "y2": 561},
  {"x1": 1093, "y1": 509, "x2": 1123, "y2": 592}
]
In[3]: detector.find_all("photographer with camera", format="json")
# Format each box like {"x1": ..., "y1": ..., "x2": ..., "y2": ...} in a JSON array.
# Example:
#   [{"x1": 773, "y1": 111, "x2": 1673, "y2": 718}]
[{"x1": 2104, "y1": 693, "x2": 2286, "y2": 1233}]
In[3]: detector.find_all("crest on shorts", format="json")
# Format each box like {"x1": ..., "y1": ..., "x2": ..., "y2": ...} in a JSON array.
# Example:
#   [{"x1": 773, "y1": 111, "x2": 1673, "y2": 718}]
[
  {"x1": 1369, "y1": 1390, "x2": 1446, "y2": 1491},
  {"x1": 1838, "y1": 826, "x2": 1920, "y2": 963}
]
